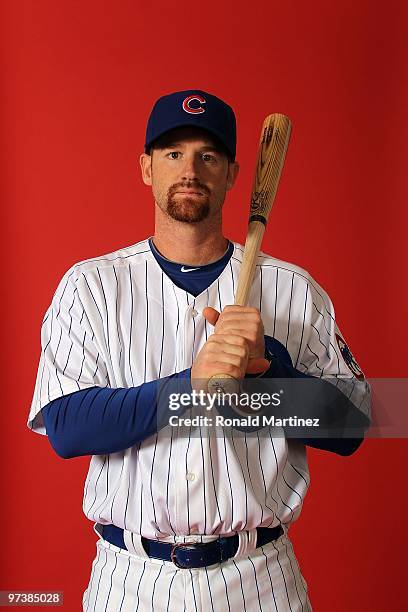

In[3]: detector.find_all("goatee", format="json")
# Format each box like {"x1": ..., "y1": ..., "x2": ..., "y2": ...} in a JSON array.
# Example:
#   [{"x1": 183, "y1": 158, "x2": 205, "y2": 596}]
[{"x1": 166, "y1": 182, "x2": 210, "y2": 223}]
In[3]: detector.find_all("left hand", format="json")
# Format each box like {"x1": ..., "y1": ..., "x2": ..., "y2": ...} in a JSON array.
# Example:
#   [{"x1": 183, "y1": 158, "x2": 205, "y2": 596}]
[{"x1": 203, "y1": 305, "x2": 267, "y2": 372}]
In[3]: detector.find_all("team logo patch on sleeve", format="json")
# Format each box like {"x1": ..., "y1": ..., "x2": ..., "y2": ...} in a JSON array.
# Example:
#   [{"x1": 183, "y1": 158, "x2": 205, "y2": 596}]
[{"x1": 335, "y1": 333, "x2": 365, "y2": 380}]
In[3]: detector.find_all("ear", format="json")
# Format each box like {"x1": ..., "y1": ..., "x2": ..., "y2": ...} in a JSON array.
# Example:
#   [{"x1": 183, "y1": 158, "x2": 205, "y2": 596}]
[
  {"x1": 140, "y1": 153, "x2": 152, "y2": 186},
  {"x1": 226, "y1": 161, "x2": 239, "y2": 191}
]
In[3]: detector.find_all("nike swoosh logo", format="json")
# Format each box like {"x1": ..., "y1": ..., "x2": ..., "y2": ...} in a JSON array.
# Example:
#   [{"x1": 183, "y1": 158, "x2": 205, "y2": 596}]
[{"x1": 181, "y1": 266, "x2": 200, "y2": 272}]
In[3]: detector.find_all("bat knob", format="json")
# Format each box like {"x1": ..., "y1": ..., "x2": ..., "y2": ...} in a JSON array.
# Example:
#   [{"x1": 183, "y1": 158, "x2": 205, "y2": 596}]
[{"x1": 207, "y1": 374, "x2": 241, "y2": 396}]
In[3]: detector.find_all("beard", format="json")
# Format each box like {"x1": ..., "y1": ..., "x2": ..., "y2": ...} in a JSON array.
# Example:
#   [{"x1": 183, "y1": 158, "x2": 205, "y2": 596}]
[{"x1": 165, "y1": 181, "x2": 211, "y2": 223}]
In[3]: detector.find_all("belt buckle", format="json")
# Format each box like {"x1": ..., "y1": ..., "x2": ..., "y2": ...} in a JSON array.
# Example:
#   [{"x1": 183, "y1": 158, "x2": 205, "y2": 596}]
[{"x1": 170, "y1": 541, "x2": 202, "y2": 569}]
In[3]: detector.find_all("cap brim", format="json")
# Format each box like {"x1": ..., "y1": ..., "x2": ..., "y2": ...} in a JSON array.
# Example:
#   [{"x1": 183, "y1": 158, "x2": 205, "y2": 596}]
[{"x1": 145, "y1": 121, "x2": 235, "y2": 160}]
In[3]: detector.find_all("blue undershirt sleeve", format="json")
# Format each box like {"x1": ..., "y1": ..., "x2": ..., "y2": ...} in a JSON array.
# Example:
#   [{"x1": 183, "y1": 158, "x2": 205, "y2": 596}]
[
  {"x1": 263, "y1": 335, "x2": 369, "y2": 455},
  {"x1": 41, "y1": 369, "x2": 191, "y2": 459},
  {"x1": 262, "y1": 356, "x2": 368, "y2": 455}
]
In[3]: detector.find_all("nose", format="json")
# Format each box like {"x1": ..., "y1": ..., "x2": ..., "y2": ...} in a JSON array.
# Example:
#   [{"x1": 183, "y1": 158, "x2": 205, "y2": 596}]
[{"x1": 181, "y1": 154, "x2": 200, "y2": 181}]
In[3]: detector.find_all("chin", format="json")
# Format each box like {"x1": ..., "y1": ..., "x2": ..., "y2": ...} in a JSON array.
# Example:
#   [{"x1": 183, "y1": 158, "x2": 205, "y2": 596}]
[{"x1": 167, "y1": 198, "x2": 210, "y2": 223}]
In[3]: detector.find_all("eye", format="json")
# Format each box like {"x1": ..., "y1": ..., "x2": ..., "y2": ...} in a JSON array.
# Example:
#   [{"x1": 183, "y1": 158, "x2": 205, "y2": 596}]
[
  {"x1": 167, "y1": 151, "x2": 180, "y2": 159},
  {"x1": 202, "y1": 153, "x2": 216, "y2": 162}
]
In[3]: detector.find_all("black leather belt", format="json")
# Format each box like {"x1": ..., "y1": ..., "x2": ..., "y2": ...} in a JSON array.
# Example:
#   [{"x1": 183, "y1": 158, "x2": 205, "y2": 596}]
[{"x1": 101, "y1": 523, "x2": 284, "y2": 569}]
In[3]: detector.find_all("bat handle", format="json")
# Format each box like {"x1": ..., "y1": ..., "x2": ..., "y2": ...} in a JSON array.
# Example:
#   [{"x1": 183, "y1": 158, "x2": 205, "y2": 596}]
[
  {"x1": 206, "y1": 222, "x2": 265, "y2": 396},
  {"x1": 207, "y1": 373, "x2": 241, "y2": 395}
]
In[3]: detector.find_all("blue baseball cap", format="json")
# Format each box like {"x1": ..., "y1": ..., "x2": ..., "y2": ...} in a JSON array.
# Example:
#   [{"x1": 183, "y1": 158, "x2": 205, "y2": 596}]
[{"x1": 145, "y1": 90, "x2": 236, "y2": 160}]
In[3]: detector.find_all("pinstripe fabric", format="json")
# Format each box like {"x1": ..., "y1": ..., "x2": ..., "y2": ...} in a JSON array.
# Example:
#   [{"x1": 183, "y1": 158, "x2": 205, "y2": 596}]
[{"x1": 28, "y1": 238, "x2": 370, "y2": 610}]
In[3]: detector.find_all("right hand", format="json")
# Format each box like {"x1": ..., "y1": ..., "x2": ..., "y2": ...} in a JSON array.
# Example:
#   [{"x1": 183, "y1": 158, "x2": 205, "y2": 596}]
[{"x1": 191, "y1": 334, "x2": 269, "y2": 393}]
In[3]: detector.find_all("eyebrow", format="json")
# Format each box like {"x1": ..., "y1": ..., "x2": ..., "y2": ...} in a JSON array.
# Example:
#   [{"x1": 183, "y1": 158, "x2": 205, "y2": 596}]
[{"x1": 162, "y1": 142, "x2": 221, "y2": 151}]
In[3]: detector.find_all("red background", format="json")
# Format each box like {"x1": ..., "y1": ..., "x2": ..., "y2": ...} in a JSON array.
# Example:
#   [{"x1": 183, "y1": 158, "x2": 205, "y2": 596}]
[{"x1": 1, "y1": 1, "x2": 407, "y2": 609}]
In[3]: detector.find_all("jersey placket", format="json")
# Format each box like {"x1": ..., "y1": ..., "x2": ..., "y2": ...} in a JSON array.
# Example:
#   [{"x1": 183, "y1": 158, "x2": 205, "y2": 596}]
[{"x1": 170, "y1": 287, "x2": 206, "y2": 535}]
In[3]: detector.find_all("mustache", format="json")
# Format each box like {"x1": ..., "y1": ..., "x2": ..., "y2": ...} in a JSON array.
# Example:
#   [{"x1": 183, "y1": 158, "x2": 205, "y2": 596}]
[{"x1": 168, "y1": 181, "x2": 210, "y2": 197}]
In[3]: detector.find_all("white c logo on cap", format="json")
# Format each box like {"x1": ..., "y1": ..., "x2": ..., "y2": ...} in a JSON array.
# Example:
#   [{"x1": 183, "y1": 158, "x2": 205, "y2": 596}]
[{"x1": 182, "y1": 95, "x2": 206, "y2": 114}]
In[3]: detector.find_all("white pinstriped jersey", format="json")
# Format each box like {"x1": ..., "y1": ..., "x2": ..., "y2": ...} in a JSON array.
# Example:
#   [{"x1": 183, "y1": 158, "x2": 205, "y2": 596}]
[{"x1": 28, "y1": 239, "x2": 370, "y2": 541}]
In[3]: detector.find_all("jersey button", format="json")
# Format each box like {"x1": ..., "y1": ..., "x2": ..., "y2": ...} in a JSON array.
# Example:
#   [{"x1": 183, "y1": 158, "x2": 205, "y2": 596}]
[
  {"x1": 191, "y1": 309, "x2": 199, "y2": 317},
  {"x1": 186, "y1": 472, "x2": 196, "y2": 481}
]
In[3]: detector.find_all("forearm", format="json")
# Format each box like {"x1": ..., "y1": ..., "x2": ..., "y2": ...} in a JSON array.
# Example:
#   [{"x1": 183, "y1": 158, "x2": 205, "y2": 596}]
[
  {"x1": 261, "y1": 357, "x2": 369, "y2": 455},
  {"x1": 242, "y1": 334, "x2": 370, "y2": 455},
  {"x1": 42, "y1": 369, "x2": 191, "y2": 458}
]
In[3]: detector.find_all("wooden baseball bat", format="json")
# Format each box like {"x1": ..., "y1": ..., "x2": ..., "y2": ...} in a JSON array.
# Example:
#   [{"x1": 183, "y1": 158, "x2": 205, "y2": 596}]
[{"x1": 207, "y1": 113, "x2": 292, "y2": 394}]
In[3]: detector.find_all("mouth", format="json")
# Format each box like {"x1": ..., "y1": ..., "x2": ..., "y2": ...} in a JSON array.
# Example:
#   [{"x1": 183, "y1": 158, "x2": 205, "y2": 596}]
[{"x1": 174, "y1": 191, "x2": 205, "y2": 196}]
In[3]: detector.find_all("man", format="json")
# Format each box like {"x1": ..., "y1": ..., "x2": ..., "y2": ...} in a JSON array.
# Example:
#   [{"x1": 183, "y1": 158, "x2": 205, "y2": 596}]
[{"x1": 28, "y1": 90, "x2": 370, "y2": 611}]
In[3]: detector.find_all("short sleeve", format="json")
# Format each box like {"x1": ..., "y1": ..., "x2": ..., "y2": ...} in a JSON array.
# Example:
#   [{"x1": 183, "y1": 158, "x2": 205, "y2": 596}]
[
  {"x1": 28, "y1": 266, "x2": 109, "y2": 434},
  {"x1": 300, "y1": 276, "x2": 371, "y2": 421}
]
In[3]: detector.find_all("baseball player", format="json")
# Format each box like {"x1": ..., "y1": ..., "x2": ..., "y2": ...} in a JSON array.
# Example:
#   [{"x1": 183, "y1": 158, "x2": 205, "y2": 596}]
[{"x1": 27, "y1": 90, "x2": 371, "y2": 611}]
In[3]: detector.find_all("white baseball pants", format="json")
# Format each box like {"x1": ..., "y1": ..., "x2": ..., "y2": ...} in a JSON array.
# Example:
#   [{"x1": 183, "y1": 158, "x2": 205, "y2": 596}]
[{"x1": 82, "y1": 526, "x2": 312, "y2": 611}]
